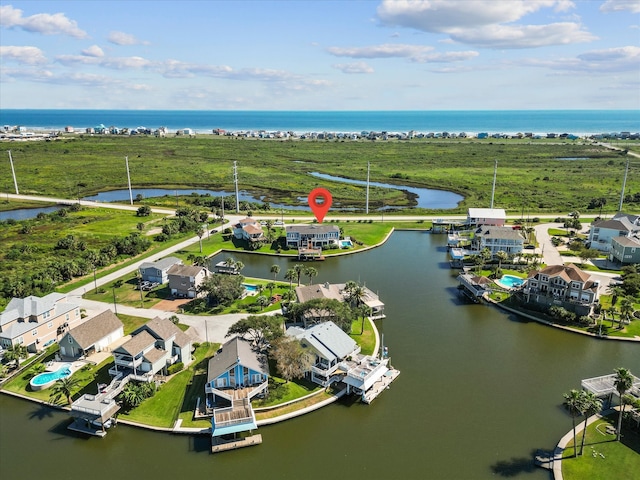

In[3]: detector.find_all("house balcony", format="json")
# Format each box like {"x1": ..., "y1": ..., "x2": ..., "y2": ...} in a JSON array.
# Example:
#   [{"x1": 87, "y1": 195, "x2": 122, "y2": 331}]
[{"x1": 113, "y1": 356, "x2": 143, "y2": 370}]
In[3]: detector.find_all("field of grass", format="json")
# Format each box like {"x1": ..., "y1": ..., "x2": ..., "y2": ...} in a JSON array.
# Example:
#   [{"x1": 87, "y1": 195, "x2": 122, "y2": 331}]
[
  {"x1": 2, "y1": 135, "x2": 638, "y2": 215},
  {"x1": 562, "y1": 415, "x2": 640, "y2": 480}
]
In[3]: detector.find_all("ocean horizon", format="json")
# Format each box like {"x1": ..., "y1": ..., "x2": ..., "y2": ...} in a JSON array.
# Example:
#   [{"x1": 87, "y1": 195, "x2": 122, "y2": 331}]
[{"x1": 1, "y1": 109, "x2": 639, "y2": 136}]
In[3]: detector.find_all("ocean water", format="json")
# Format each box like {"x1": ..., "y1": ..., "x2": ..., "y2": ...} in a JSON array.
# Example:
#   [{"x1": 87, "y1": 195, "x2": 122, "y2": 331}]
[{"x1": 1, "y1": 109, "x2": 638, "y2": 136}]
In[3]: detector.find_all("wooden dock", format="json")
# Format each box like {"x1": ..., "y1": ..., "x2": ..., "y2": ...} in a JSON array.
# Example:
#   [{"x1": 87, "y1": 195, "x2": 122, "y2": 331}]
[
  {"x1": 211, "y1": 434, "x2": 262, "y2": 453},
  {"x1": 67, "y1": 419, "x2": 108, "y2": 438}
]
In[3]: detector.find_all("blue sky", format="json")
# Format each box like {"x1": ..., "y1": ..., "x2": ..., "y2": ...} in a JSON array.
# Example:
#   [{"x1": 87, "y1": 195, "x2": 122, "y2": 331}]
[{"x1": 1, "y1": 0, "x2": 639, "y2": 110}]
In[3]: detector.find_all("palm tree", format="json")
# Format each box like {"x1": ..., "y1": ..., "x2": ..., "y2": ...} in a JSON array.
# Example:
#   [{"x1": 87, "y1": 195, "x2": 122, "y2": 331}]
[
  {"x1": 608, "y1": 306, "x2": 617, "y2": 328},
  {"x1": 606, "y1": 285, "x2": 624, "y2": 307},
  {"x1": 284, "y1": 268, "x2": 296, "y2": 290},
  {"x1": 563, "y1": 389, "x2": 583, "y2": 457},
  {"x1": 270, "y1": 264, "x2": 280, "y2": 282},
  {"x1": 293, "y1": 263, "x2": 304, "y2": 286},
  {"x1": 196, "y1": 226, "x2": 205, "y2": 253},
  {"x1": 578, "y1": 390, "x2": 602, "y2": 455},
  {"x1": 495, "y1": 250, "x2": 508, "y2": 275},
  {"x1": 358, "y1": 305, "x2": 372, "y2": 334},
  {"x1": 303, "y1": 266, "x2": 318, "y2": 285},
  {"x1": 234, "y1": 261, "x2": 245, "y2": 273},
  {"x1": 613, "y1": 367, "x2": 634, "y2": 441},
  {"x1": 49, "y1": 376, "x2": 81, "y2": 405},
  {"x1": 256, "y1": 295, "x2": 269, "y2": 311},
  {"x1": 618, "y1": 297, "x2": 634, "y2": 327},
  {"x1": 4, "y1": 343, "x2": 28, "y2": 367},
  {"x1": 266, "y1": 281, "x2": 276, "y2": 297}
]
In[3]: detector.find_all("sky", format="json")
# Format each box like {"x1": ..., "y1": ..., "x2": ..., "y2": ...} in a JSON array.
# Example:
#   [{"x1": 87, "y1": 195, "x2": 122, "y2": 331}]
[{"x1": 1, "y1": 0, "x2": 639, "y2": 110}]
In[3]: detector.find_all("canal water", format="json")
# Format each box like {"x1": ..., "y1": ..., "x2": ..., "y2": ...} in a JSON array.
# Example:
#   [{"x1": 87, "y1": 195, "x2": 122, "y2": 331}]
[{"x1": 1, "y1": 231, "x2": 637, "y2": 479}]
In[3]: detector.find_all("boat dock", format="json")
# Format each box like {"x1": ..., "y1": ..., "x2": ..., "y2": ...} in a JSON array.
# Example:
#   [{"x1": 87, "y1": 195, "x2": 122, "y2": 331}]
[
  {"x1": 362, "y1": 368, "x2": 400, "y2": 404},
  {"x1": 211, "y1": 434, "x2": 262, "y2": 453}
]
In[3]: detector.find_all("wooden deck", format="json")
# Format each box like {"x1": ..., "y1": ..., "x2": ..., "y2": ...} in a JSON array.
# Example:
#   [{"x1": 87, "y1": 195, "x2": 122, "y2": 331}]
[{"x1": 211, "y1": 434, "x2": 262, "y2": 453}]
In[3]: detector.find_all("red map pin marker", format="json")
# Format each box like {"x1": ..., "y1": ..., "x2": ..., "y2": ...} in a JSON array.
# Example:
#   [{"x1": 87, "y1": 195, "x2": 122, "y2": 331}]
[{"x1": 308, "y1": 188, "x2": 332, "y2": 223}]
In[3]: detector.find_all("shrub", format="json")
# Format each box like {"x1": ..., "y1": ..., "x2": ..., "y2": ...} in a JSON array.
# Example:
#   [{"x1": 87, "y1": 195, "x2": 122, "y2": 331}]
[{"x1": 167, "y1": 362, "x2": 184, "y2": 375}]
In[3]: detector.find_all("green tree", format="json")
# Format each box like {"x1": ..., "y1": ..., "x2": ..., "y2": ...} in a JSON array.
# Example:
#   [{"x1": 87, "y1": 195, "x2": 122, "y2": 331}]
[
  {"x1": 495, "y1": 250, "x2": 508, "y2": 275},
  {"x1": 270, "y1": 264, "x2": 280, "y2": 282},
  {"x1": 293, "y1": 264, "x2": 304, "y2": 286},
  {"x1": 196, "y1": 226, "x2": 205, "y2": 253},
  {"x1": 121, "y1": 382, "x2": 146, "y2": 409},
  {"x1": 136, "y1": 205, "x2": 151, "y2": 217},
  {"x1": 578, "y1": 390, "x2": 602, "y2": 456},
  {"x1": 266, "y1": 281, "x2": 276, "y2": 298},
  {"x1": 200, "y1": 274, "x2": 244, "y2": 306},
  {"x1": 4, "y1": 343, "x2": 28, "y2": 366},
  {"x1": 255, "y1": 295, "x2": 269, "y2": 311},
  {"x1": 284, "y1": 268, "x2": 296, "y2": 290},
  {"x1": 613, "y1": 367, "x2": 634, "y2": 442},
  {"x1": 618, "y1": 297, "x2": 634, "y2": 327},
  {"x1": 49, "y1": 376, "x2": 81, "y2": 405},
  {"x1": 226, "y1": 314, "x2": 285, "y2": 352},
  {"x1": 563, "y1": 389, "x2": 583, "y2": 458},
  {"x1": 303, "y1": 266, "x2": 318, "y2": 285},
  {"x1": 607, "y1": 285, "x2": 624, "y2": 307},
  {"x1": 271, "y1": 337, "x2": 313, "y2": 383},
  {"x1": 578, "y1": 248, "x2": 598, "y2": 265}
]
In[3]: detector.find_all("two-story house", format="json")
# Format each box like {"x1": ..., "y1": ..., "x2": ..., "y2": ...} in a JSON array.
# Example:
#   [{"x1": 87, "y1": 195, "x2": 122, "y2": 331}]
[
  {"x1": 138, "y1": 257, "x2": 183, "y2": 284},
  {"x1": 204, "y1": 336, "x2": 268, "y2": 443},
  {"x1": 610, "y1": 235, "x2": 640, "y2": 265},
  {"x1": 233, "y1": 217, "x2": 264, "y2": 243},
  {"x1": 588, "y1": 213, "x2": 640, "y2": 252},
  {"x1": 472, "y1": 226, "x2": 525, "y2": 255},
  {"x1": 523, "y1": 264, "x2": 600, "y2": 316},
  {"x1": 286, "y1": 321, "x2": 360, "y2": 387},
  {"x1": 286, "y1": 224, "x2": 340, "y2": 249},
  {"x1": 467, "y1": 208, "x2": 506, "y2": 227},
  {"x1": 0, "y1": 293, "x2": 81, "y2": 353},
  {"x1": 167, "y1": 264, "x2": 209, "y2": 298}
]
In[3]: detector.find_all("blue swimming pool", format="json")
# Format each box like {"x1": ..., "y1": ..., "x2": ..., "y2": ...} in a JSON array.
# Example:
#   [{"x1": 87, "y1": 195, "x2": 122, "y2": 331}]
[
  {"x1": 242, "y1": 284, "x2": 259, "y2": 293},
  {"x1": 30, "y1": 363, "x2": 72, "y2": 390},
  {"x1": 496, "y1": 275, "x2": 525, "y2": 289}
]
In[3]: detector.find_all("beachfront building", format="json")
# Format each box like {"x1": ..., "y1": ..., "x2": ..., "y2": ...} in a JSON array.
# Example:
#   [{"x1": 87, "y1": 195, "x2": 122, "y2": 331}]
[
  {"x1": 59, "y1": 310, "x2": 124, "y2": 359},
  {"x1": 587, "y1": 213, "x2": 640, "y2": 252},
  {"x1": 467, "y1": 208, "x2": 507, "y2": 227},
  {"x1": 167, "y1": 264, "x2": 209, "y2": 298},
  {"x1": 233, "y1": 217, "x2": 264, "y2": 243},
  {"x1": 523, "y1": 264, "x2": 600, "y2": 316},
  {"x1": 285, "y1": 224, "x2": 340, "y2": 249},
  {"x1": 286, "y1": 321, "x2": 360, "y2": 387},
  {"x1": 472, "y1": 226, "x2": 525, "y2": 256},
  {"x1": 0, "y1": 293, "x2": 81, "y2": 353},
  {"x1": 610, "y1": 236, "x2": 640, "y2": 265},
  {"x1": 138, "y1": 257, "x2": 183, "y2": 284}
]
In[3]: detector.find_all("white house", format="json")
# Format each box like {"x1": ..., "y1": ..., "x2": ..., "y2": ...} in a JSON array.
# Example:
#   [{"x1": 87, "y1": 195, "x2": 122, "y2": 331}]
[
  {"x1": 588, "y1": 213, "x2": 640, "y2": 252},
  {"x1": 467, "y1": 208, "x2": 507, "y2": 227},
  {"x1": 286, "y1": 224, "x2": 340, "y2": 248},
  {"x1": 472, "y1": 226, "x2": 525, "y2": 255},
  {"x1": 233, "y1": 217, "x2": 264, "y2": 243}
]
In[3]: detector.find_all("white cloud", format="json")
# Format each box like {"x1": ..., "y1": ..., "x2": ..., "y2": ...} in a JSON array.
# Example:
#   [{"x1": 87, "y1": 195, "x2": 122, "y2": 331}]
[
  {"x1": 376, "y1": 0, "x2": 593, "y2": 49},
  {"x1": 82, "y1": 45, "x2": 104, "y2": 57},
  {"x1": 108, "y1": 31, "x2": 149, "y2": 46},
  {"x1": 327, "y1": 43, "x2": 478, "y2": 63},
  {"x1": 521, "y1": 45, "x2": 640, "y2": 73},
  {"x1": 600, "y1": 0, "x2": 640, "y2": 14},
  {"x1": 333, "y1": 62, "x2": 375, "y2": 74},
  {"x1": 0, "y1": 45, "x2": 47, "y2": 64},
  {"x1": 0, "y1": 5, "x2": 87, "y2": 38}
]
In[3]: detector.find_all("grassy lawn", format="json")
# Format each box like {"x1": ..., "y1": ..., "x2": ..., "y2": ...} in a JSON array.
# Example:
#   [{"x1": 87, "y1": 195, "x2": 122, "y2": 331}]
[
  {"x1": 254, "y1": 390, "x2": 335, "y2": 421},
  {"x1": 350, "y1": 317, "x2": 377, "y2": 356},
  {"x1": 117, "y1": 313, "x2": 154, "y2": 335},
  {"x1": 562, "y1": 415, "x2": 640, "y2": 480},
  {"x1": 0, "y1": 198, "x2": 58, "y2": 211}
]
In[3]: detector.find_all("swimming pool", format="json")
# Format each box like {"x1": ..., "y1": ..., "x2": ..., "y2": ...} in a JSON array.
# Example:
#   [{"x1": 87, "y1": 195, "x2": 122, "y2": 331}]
[
  {"x1": 495, "y1": 275, "x2": 525, "y2": 289},
  {"x1": 30, "y1": 363, "x2": 72, "y2": 391},
  {"x1": 242, "y1": 284, "x2": 259, "y2": 293}
]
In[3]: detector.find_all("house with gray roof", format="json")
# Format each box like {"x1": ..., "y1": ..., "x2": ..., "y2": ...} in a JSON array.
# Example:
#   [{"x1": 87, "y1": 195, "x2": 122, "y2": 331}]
[
  {"x1": 472, "y1": 226, "x2": 525, "y2": 255},
  {"x1": 204, "y1": 336, "x2": 268, "y2": 441},
  {"x1": 286, "y1": 224, "x2": 340, "y2": 248},
  {"x1": 139, "y1": 256, "x2": 183, "y2": 284},
  {"x1": 59, "y1": 310, "x2": 123, "y2": 359},
  {"x1": 287, "y1": 321, "x2": 360, "y2": 387},
  {"x1": 588, "y1": 213, "x2": 640, "y2": 252},
  {"x1": 0, "y1": 293, "x2": 81, "y2": 353},
  {"x1": 168, "y1": 264, "x2": 209, "y2": 298},
  {"x1": 610, "y1": 235, "x2": 640, "y2": 265},
  {"x1": 136, "y1": 316, "x2": 193, "y2": 367}
]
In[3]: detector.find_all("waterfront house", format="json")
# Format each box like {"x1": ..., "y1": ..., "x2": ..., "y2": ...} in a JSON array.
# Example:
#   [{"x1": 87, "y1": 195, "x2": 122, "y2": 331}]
[
  {"x1": 467, "y1": 208, "x2": 506, "y2": 227},
  {"x1": 233, "y1": 217, "x2": 264, "y2": 243},
  {"x1": 472, "y1": 226, "x2": 525, "y2": 255},
  {"x1": 587, "y1": 213, "x2": 640, "y2": 252},
  {"x1": 59, "y1": 310, "x2": 123, "y2": 359},
  {"x1": 610, "y1": 235, "x2": 640, "y2": 265},
  {"x1": 135, "y1": 316, "x2": 193, "y2": 367},
  {"x1": 139, "y1": 257, "x2": 183, "y2": 284},
  {"x1": 523, "y1": 264, "x2": 600, "y2": 316},
  {"x1": 286, "y1": 321, "x2": 360, "y2": 387},
  {"x1": 285, "y1": 224, "x2": 340, "y2": 248},
  {"x1": 167, "y1": 264, "x2": 209, "y2": 298},
  {"x1": 0, "y1": 293, "x2": 81, "y2": 353},
  {"x1": 204, "y1": 336, "x2": 268, "y2": 443}
]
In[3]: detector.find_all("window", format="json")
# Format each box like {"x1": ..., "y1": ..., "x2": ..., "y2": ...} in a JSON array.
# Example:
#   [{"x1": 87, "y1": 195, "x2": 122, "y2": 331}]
[
  {"x1": 42, "y1": 310, "x2": 50, "y2": 320},
  {"x1": 47, "y1": 321, "x2": 53, "y2": 328},
  {"x1": 32, "y1": 329, "x2": 38, "y2": 336}
]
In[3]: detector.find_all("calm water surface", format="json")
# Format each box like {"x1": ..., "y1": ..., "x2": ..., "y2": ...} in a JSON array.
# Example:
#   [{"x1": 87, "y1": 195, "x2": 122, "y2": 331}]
[{"x1": 2, "y1": 232, "x2": 638, "y2": 480}]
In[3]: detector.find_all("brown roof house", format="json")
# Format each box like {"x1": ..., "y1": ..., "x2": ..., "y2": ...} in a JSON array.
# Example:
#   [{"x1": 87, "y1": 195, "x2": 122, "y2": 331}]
[
  {"x1": 523, "y1": 264, "x2": 600, "y2": 316},
  {"x1": 233, "y1": 217, "x2": 264, "y2": 243},
  {"x1": 59, "y1": 310, "x2": 124, "y2": 359},
  {"x1": 168, "y1": 264, "x2": 209, "y2": 298}
]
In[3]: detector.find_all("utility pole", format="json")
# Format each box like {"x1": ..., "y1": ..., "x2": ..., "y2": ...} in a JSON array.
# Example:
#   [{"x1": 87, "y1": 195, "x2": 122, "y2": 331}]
[
  {"x1": 8, "y1": 150, "x2": 19, "y2": 194},
  {"x1": 490, "y1": 159, "x2": 497, "y2": 209},
  {"x1": 125, "y1": 156, "x2": 133, "y2": 205},
  {"x1": 366, "y1": 161, "x2": 370, "y2": 215},
  {"x1": 618, "y1": 156, "x2": 630, "y2": 212},
  {"x1": 233, "y1": 161, "x2": 240, "y2": 213}
]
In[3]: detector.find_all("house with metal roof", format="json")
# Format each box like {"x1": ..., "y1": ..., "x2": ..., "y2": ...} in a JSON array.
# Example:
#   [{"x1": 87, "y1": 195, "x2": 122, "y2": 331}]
[
  {"x1": 59, "y1": 310, "x2": 124, "y2": 359},
  {"x1": 467, "y1": 208, "x2": 507, "y2": 227},
  {"x1": 472, "y1": 226, "x2": 525, "y2": 255},
  {"x1": 287, "y1": 321, "x2": 360, "y2": 387},
  {"x1": 286, "y1": 224, "x2": 340, "y2": 248},
  {"x1": 0, "y1": 293, "x2": 81, "y2": 353}
]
